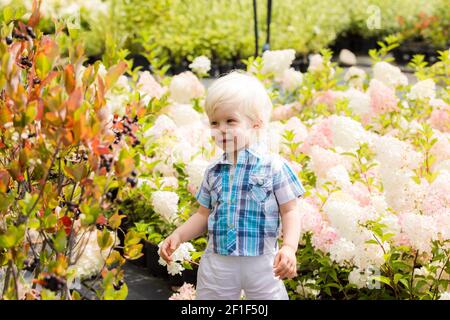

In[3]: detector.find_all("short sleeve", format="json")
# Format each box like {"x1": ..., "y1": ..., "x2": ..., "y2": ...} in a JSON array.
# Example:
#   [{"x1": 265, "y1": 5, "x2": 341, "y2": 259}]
[
  {"x1": 195, "y1": 169, "x2": 211, "y2": 209},
  {"x1": 273, "y1": 158, "x2": 305, "y2": 205}
]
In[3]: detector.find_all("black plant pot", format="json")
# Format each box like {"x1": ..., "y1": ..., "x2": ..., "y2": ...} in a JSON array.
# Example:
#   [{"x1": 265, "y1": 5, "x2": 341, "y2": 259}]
[
  {"x1": 167, "y1": 273, "x2": 184, "y2": 287},
  {"x1": 145, "y1": 240, "x2": 169, "y2": 279},
  {"x1": 392, "y1": 38, "x2": 443, "y2": 65},
  {"x1": 182, "y1": 267, "x2": 198, "y2": 286}
]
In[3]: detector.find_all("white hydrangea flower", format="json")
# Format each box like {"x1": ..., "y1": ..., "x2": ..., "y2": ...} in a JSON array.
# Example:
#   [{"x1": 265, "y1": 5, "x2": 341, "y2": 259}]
[
  {"x1": 151, "y1": 191, "x2": 179, "y2": 222},
  {"x1": 348, "y1": 268, "x2": 368, "y2": 289},
  {"x1": 400, "y1": 211, "x2": 439, "y2": 254},
  {"x1": 283, "y1": 116, "x2": 308, "y2": 143},
  {"x1": 329, "y1": 238, "x2": 356, "y2": 265},
  {"x1": 407, "y1": 79, "x2": 436, "y2": 100},
  {"x1": 167, "y1": 103, "x2": 201, "y2": 126},
  {"x1": 434, "y1": 160, "x2": 450, "y2": 174},
  {"x1": 158, "y1": 242, "x2": 195, "y2": 276},
  {"x1": 373, "y1": 61, "x2": 408, "y2": 87},
  {"x1": 68, "y1": 228, "x2": 116, "y2": 280},
  {"x1": 279, "y1": 68, "x2": 303, "y2": 91},
  {"x1": 331, "y1": 115, "x2": 370, "y2": 151},
  {"x1": 343, "y1": 88, "x2": 371, "y2": 116},
  {"x1": 169, "y1": 71, "x2": 205, "y2": 104},
  {"x1": 185, "y1": 157, "x2": 210, "y2": 191},
  {"x1": 344, "y1": 67, "x2": 366, "y2": 88},
  {"x1": 296, "y1": 279, "x2": 320, "y2": 299},
  {"x1": 189, "y1": 56, "x2": 211, "y2": 75},
  {"x1": 324, "y1": 165, "x2": 352, "y2": 189},
  {"x1": 261, "y1": 49, "x2": 296, "y2": 77},
  {"x1": 144, "y1": 114, "x2": 177, "y2": 138},
  {"x1": 373, "y1": 135, "x2": 423, "y2": 171},
  {"x1": 308, "y1": 54, "x2": 324, "y2": 72},
  {"x1": 439, "y1": 292, "x2": 450, "y2": 300}
]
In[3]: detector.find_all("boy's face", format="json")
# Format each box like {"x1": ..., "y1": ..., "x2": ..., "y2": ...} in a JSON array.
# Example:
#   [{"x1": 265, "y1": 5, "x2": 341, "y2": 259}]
[{"x1": 209, "y1": 104, "x2": 258, "y2": 153}]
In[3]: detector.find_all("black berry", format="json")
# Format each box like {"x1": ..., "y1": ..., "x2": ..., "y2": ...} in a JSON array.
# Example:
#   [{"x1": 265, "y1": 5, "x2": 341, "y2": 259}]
[
  {"x1": 42, "y1": 274, "x2": 66, "y2": 292},
  {"x1": 26, "y1": 26, "x2": 36, "y2": 39}
]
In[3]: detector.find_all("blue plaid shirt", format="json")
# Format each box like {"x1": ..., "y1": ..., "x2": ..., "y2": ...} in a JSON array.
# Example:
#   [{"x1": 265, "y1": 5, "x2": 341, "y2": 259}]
[{"x1": 195, "y1": 143, "x2": 306, "y2": 256}]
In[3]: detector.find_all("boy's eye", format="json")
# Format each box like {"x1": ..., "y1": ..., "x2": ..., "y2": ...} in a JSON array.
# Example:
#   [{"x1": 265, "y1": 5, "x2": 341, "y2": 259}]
[
  {"x1": 227, "y1": 119, "x2": 236, "y2": 123},
  {"x1": 210, "y1": 121, "x2": 218, "y2": 126}
]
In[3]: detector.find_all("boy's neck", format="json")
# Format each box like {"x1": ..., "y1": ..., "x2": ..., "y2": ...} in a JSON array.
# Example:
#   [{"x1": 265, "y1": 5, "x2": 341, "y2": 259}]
[{"x1": 226, "y1": 145, "x2": 248, "y2": 166}]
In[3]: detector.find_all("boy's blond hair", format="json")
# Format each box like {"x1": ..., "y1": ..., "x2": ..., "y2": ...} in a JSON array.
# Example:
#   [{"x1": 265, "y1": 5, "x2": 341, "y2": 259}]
[{"x1": 204, "y1": 71, "x2": 272, "y2": 128}]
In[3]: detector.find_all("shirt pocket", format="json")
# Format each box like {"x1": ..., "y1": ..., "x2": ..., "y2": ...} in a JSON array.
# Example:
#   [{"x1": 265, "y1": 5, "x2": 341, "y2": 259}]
[{"x1": 247, "y1": 173, "x2": 273, "y2": 203}]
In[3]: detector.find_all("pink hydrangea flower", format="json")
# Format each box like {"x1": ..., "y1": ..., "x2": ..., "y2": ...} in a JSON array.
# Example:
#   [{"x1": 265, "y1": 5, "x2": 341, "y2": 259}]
[
  {"x1": 300, "y1": 118, "x2": 334, "y2": 154},
  {"x1": 314, "y1": 90, "x2": 339, "y2": 110},
  {"x1": 347, "y1": 181, "x2": 371, "y2": 207},
  {"x1": 169, "y1": 283, "x2": 196, "y2": 300},
  {"x1": 311, "y1": 224, "x2": 338, "y2": 253},
  {"x1": 368, "y1": 79, "x2": 399, "y2": 115},
  {"x1": 308, "y1": 146, "x2": 348, "y2": 179},
  {"x1": 137, "y1": 71, "x2": 166, "y2": 100},
  {"x1": 429, "y1": 99, "x2": 450, "y2": 132}
]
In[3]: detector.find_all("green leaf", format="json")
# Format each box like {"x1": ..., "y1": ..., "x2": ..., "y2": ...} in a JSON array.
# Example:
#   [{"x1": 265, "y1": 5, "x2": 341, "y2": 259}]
[
  {"x1": 394, "y1": 273, "x2": 403, "y2": 284},
  {"x1": 0, "y1": 224, "x2": 25, "y2": 249},
  {"x1": 18, "y1": 192, "x2": 39, "y2": 216},
  {"x1": 372, "y1": 275, "x2": 392, "y2": 288},
  {"x1": 3, "y1": 6, "x2": 13, "y2": 23},
  {"x1": 97, "y1": 228, "x2": 113, "y2": 250},
  {"x1": 124, "y1": 243, "x2": 143, "y2": 260},
  {"x1": 35, "y1": 54, "x2": 51, "y2": 79},
  {"x1": 53, "y1": 229, "x2": 67, "y2": 253},
  {"x1": 182, "y1": 261, "x2": 193, "y2": 270},
  {"x1": 399, "y1": 278, "x2": 410, "y2": 289}
]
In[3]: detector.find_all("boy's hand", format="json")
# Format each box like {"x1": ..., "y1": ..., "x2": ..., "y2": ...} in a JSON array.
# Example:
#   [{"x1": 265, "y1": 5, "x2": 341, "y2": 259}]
[
  {"x1": 273, "y1": 245, "x2": 297, "y2": 279},
  {"x1": 159, "y1": 233, "x2": 182, "y2": 264}
]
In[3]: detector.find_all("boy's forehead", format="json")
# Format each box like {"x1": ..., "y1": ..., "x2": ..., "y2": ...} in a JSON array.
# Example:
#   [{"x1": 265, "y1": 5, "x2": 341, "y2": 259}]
[{"x1": 211, "y1": 104, "x2": 241, "y2": 118}]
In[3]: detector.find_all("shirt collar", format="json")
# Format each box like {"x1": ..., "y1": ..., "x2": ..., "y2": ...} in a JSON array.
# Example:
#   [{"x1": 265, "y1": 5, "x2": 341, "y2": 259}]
[{"x1": 215, "y1": 142, "x2": 266, "y2": 166}]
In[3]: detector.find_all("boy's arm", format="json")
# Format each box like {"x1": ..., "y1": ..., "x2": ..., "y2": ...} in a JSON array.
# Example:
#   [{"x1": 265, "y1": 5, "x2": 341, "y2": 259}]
[
  {"x1": 273, "y1": 198, "x2": 301, "y2": 279},
  {"x1": 279, "y1": 198, "x2": 301, "y2": 251},
  {"x1": 160, "y1": 205, "x2": 209, "y2": 263},
  {"x1": 172, "y1": 205, "x2": 210, "y2": 243}
]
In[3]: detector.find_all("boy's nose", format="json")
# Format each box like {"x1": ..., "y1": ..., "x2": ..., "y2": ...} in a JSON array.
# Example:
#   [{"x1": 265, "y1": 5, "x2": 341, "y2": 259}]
[{"x1": 218, "y1": 123, "x2": 228, "y2": 134}]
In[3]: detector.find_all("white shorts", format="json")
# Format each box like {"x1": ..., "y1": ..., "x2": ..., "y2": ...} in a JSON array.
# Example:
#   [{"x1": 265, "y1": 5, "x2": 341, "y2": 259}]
[{"x1": 196, "y1": 252, "x2": 289, "y2": 300}]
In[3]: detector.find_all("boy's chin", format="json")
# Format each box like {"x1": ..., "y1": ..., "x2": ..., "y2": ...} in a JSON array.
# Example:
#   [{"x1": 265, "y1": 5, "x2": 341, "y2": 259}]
[{"x1": 216, "y1": 144, "x2": 245, "y2": 153}]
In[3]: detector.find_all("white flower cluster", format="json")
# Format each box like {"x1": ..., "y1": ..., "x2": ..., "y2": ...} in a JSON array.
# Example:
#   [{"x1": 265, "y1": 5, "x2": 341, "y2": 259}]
[
  {"x1": 324, "y1": 192, "x2": 386, "y2": 269},
  {"x1": 189, "y1": 56, "x2": 211, "y2": 75},
  {"x1": 261, "y1": 49, "x2": 296, "y2": 77},
  {"x1": 408, "y1": 79, "x2": 436, "y2": 100},
  {"x1": 68, "y1": 228, "x2": 116, "y2": 280},
  {"x1": 439, "y1": 292, "x2": 450, "y2": 300},
  {"x1": 169, "y1": 71, "x2": 205, "y2": 104},
  {"x1": 400, "y1": 211, "x2": 439, "y2": 254},
  {"x1": 296, "y1": 279, "x2": 320, "y2": 299},
  {"x1": 344, "y1": 67, "x2": 367, "y2": 88},
  {"x1": 151, "y1": 191, "x2": 179, "y2": 222},
  {"x1": 331, "y1": 115, "x2": 371, "y2": 152},
  {"x1": 185, "y1": 157, "x2": 210, "y2": 192},
  {"x1": 343, "y1": 88, "x2": 371, "y2": 116},
  {"x1": 158, "y1": 242, "x2": 195, "y2": 276},
  {"x1": 373, "y1": 61, "x2": 408, "y2": 87},
  {"x1": 348, "y1": 267, "x2": 379, "y2": 289},
  {"x1": 372, "y1": 135, "x2": 424, "y2": 212}
]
